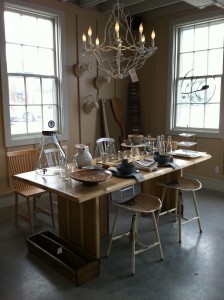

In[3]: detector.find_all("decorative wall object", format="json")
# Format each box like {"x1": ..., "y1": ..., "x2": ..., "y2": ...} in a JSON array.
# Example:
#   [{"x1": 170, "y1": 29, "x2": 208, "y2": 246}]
[
  {"x1": 74, "y1": 63, "x2": 91, "y2": 77},
  {"x1": 95, "y1": 76, "x2": 111, "y2": 89},
  {"x1": 83, "y1": 95, "x2": 99, "y2": 114}
]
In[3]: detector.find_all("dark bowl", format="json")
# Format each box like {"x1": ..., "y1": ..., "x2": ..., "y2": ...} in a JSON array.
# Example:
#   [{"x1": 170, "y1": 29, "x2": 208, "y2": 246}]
[
  {"x1": 154, "y1": 154, "x2": 172, "y2": 165},
  {"x1": 117, "y1": 163, "x2": 136, "y2": 175}
]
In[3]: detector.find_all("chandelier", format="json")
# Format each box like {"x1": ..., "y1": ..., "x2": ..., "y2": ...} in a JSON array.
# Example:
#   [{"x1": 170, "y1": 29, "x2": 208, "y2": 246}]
[{"x1": 81, "y1": 0, "x2": 157, "y2": 79}]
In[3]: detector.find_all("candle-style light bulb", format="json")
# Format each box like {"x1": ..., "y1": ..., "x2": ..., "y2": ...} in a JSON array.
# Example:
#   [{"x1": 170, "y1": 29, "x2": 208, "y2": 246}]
[
  {"x1": 82, "y1": 33, "x2": 86, "y2": 42},
  {"x1": 139, "y1": 23, "x2": 143, "y2": 42},
  {"x1": 142, "y1": 34, "x2": 145, "y2": 43},
  {"x1": 151, "y1": 30, "x2": 155, "y2": 47},
  {"x1": 96, "y1": 37, "x2": 99, "y2": 46},
  {"x1": 88, "y1": 27, "x2": 92, "y2": 37},
  {"x1": 88, "y1": 27, "x2": 92, "y2": 45},
  {"x1": 82, "y1": 33, "x2": 87, "y2": 49},
  {"x1": 115, "y1": 21, "x2": 119, "y2": 40}
]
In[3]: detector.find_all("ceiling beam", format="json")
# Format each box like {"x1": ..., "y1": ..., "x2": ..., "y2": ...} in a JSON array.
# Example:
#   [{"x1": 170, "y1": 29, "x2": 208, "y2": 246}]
[
  {"x1": 79, "y1": 0, "x2": 108, "y2": 8},
  {"x1": 100, "y1": 0, "x2": 185, "y2": 15}
]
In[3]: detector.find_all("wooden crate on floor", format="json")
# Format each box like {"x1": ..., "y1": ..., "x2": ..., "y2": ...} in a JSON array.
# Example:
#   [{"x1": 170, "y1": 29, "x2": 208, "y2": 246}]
[{"x1": 26, "y1": 231, "x2": 100, "y2": 286}]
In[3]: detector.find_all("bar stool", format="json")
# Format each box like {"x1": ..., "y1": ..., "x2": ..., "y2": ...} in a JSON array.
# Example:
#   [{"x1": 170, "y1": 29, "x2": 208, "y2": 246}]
[
  {"x1": 106, "y1": 193, "x2": 164, "y2": 275},
  {"x1": 157, "y1": 177, "x2": 202, "y2": 243}
]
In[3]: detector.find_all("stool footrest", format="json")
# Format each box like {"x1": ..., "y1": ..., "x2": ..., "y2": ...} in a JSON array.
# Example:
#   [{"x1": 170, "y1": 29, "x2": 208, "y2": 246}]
[
  {"x1": 159, "y1": 208, "x2": 177, "y2": 216},
  {"x1": 111, "y1": 231, "x2": 130, "y2": 241},
  {"x1": 135, "y1": 241, "x2": 160, "y2": 256}
]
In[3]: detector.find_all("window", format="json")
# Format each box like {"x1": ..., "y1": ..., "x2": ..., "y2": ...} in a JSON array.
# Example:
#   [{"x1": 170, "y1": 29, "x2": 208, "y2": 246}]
[
  {"x1": 0, "y1": 1, "x2": 68, "y2": 146},
  {"x1": 168, "y1": 12, "x2": 224, "y2": 137}
]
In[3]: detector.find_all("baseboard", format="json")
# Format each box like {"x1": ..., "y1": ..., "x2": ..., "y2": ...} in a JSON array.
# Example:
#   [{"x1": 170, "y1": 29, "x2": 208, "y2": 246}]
[{"x1": 185, "y1": 173, "x2": 224, "y2": 193}]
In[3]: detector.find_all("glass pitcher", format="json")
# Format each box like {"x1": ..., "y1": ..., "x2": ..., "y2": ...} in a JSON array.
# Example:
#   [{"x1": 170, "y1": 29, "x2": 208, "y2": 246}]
[{"x1": 35, "y1": 131, "x2": 66, "y2": 176}]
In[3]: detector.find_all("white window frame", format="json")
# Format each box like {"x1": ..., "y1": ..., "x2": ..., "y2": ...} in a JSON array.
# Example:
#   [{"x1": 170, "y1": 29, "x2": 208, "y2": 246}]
[
  {"x1": 167, "y1": 10, "x2": 224, "y2": 138},
  {"x1": 0, "y1": 0, "x2": 68, "y2": 147}
]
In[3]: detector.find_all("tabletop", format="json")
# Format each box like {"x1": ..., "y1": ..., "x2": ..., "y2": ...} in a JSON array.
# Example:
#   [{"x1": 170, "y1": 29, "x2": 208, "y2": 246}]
[{"x1": 14, "y1": 154, "x2": 211, "y2": 204}]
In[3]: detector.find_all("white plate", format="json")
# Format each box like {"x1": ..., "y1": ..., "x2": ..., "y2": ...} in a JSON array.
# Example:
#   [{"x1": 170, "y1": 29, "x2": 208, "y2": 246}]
[
  {"x1": 177, "y1": 142, "x2": 197, "y2": 147},
  {"x1": 172, "y1": 149, "x2": 207, "y2": 158}
]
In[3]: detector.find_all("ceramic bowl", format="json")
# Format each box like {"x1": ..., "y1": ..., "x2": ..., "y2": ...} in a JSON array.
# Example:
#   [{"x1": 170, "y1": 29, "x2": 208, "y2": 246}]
[
  {"x1": 124, "y1": 139, "x2": 132, "y2": 145},
  {"x1": 128, "y1": 134, "x2": 144, "y2": 145},
  {"x1": 154, "y1": 153, "x2": 172, "y2": 165},
  {"x1": 117, "y1": 161, "x2": 135, "y2": 175}
]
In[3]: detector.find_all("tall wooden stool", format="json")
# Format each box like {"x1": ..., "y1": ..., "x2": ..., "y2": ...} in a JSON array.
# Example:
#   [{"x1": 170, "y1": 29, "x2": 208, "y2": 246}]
[
  {"x1": 106, "y1": 193, "x2": 163, "y2": 275},
  {"x1": 157, "y1": 177, "x2": 202, "y2": 242}
]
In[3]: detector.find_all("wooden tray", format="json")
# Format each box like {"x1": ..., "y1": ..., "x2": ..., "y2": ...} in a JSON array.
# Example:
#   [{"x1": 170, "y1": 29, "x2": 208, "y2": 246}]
[{"x1": 26, "y1": 231, "x2": 100, "y2": 286}]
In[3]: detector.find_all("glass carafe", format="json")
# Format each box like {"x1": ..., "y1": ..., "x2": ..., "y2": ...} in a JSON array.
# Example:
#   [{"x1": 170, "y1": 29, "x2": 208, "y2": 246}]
[{"x1": 35, "y1": 131, "x2": 66, "y2": 176}]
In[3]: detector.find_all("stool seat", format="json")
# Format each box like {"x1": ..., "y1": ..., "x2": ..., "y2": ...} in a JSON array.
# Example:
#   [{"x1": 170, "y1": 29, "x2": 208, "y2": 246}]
[
  {"x1": 107, "y1": 193, "x2": 163, "y2": 275},
  {"x1": 159, "y1": 177, "x2": 201, "y2": 191},
  {"x1": 116, "y1": 194, "x2": 161, "y2": 213},
  {"x1": 157, "y1": 177, "x2": 202, "y2": 243}
]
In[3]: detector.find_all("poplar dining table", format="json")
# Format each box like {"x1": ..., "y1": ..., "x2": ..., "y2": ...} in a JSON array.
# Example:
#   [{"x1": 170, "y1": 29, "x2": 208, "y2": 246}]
[{"x1": 14, "y1": 154, "x2": 211, "y2": 258}]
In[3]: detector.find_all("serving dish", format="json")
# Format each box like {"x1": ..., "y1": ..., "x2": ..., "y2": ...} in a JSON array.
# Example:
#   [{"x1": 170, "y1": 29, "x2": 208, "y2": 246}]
[{"x1": 70, "y1": 169, "x2": 112, "y2": 185}]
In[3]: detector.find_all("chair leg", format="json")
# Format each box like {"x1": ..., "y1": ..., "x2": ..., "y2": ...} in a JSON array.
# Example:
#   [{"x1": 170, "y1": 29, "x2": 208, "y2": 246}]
[
  {"x1": 49, "y1": 193, "x2": 55, "y2": 227},
  {"x1": 33, "y1": 196, "x2": 36, "y2": 217},
  {"x1": 178, "y1": 192, "x2": 182, "y2": 243},
  {"x1": 192, "y1": 191, "x2": 202, "y2": 233},
  {"x1": 131, "y1": 212, "x2": 137, "y2": 275},
  {"x1": 27, "y1": 198, "x2": 33, "y2": 233},
  {"x1": 157, "y1": 186, "x2": 166, "y2": 223},
  {"x1": 15, "y1": 193, "x2": 18, "y2": 225},
  {"x1": 107, "y1": 206, "x2": 120, "y2": 257},
  {"x1": 151, "y1": 212, "x2": 164, "y2": 261}
]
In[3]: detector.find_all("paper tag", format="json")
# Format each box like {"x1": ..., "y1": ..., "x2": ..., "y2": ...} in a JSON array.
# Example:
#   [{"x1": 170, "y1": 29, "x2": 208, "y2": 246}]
[{"x1": 129, "y1": 68, "x2": 138, "y2": 82}]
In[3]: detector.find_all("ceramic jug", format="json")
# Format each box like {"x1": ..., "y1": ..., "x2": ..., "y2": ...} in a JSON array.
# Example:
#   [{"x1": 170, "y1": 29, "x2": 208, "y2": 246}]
[{"x1": 75, "y1": 144, "x2": 92, "y2": 168}]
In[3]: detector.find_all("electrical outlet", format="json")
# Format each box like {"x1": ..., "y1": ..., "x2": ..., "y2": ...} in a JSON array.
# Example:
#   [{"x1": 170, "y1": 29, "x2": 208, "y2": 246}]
[{"x1": 215, "y1": 165, "x2": 220, "y2": 174}]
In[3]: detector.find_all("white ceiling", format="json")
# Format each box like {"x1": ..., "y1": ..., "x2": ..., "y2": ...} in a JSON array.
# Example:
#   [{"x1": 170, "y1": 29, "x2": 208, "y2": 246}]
[{"x1": 59, "y1": 0, "x2": 224, "y2": 16}]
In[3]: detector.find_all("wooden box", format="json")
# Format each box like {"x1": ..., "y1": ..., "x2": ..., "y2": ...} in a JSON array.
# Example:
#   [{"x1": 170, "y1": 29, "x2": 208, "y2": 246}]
[{"x1": 26, "y1": 231, "x2": 100, "y2": 286}]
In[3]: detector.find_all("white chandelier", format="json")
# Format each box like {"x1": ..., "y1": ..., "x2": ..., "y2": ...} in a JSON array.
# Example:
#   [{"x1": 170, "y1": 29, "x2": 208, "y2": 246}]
[{"x1": 81, "y1": 0, "x2": 157, "y2": 79}]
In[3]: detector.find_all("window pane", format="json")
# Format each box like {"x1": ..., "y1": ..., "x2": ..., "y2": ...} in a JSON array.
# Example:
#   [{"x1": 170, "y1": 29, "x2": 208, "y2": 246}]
[
  {"x1": 43, "y1": 105, "x2": 58, "y2": 130},
  {"x1": 179, "y1": 53, "x2": 193, "y2": 77},
  {"x1": 211, "y1": 77, "x2": 221, "y2": 103},
  {"x1": 6, "y1": 44, "x2": 23, "y2": 73},
  {"x1": 26, "y1": 77, "x2": 41, "y2": 104},
  {"x1": 23, "y1": 46, "x2": 38, "y2": 74},
  {"x1": 176, "y1": 104, "x2": 190, "y2": 127},
  {"x1": 42, "y1": 78, "x2": 57, "y2": 104},
  {"x1": 209, "y1": 21, "x2": 224, "y2": 49},
  {"x1": 194, "y1": 51, "x2": 208, "y2": 74},
  {"x1": 4, "y1": 12, "x2": 21, "y2": 43},
  {"x1": 208, "y1": 49, "x2": 223, "y2": 75},
  {"x1": 180, "y1": 26, "x2": 194, "y2": 53},
  {"x1": 194, "y1": 24, "x2": 208, "y2": 51},
  {"x1": 38, "y1": 19, "x2": 54, "y2": 48},
  {"x1": 8, "y1": 76, "x2": 25, "y2": 104},
  {"x1": 204, "y1": 104, "x2": 219, "y2": 128},
  {"x1": 21, "y1": 15, "x2": 38, "y2": 46},
  {"x1": 39, "y1": 48, "x2": 54, "y2": 75},
  {"x1": 190, "y1": 104, "x2": 204, "y2": 128}
]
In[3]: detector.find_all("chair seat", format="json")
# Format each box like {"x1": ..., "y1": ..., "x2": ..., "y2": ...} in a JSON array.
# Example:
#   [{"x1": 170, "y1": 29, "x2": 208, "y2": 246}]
[
  {"x1": 116, "y1": 194, "x2": 161, "y2": 213},
  {"x1": 16, "y1": 187, "x2": 46, "y2": 198},
  {"x1": 159, "y1": 177, "x2": 202, "y2": 191}
]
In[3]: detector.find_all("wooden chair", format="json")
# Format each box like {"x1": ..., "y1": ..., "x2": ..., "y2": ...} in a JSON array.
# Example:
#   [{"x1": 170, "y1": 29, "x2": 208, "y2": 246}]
[
  {"x1": 157, "y1": 177, "x2": 202, "y2": 242},
  {"x1": 7, "y1": 149, "x2": 55, "y2": 233},
  {"x1": 106, "y1": 193, "x2": 164, "y2": 275},
  {"x1": 44, "y1": 145, "x2": 68, "y2": 167}
]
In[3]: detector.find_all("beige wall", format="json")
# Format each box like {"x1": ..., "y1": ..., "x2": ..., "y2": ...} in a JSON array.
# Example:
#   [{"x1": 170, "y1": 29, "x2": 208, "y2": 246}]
[{"x1": 0, "y1": 1, "x2": 223, "y2": 195}]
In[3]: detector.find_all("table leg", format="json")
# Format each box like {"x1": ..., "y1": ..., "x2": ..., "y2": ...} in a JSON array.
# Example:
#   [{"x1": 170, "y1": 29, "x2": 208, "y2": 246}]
[{"x1": 57, "y1": 196, "x2": 101, "y2": 258}]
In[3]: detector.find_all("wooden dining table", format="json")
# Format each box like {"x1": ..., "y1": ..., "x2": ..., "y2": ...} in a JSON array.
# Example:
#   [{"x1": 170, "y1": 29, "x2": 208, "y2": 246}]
[{"x1": 14, "y1": 154, "x2": 211, "y2": 258}]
